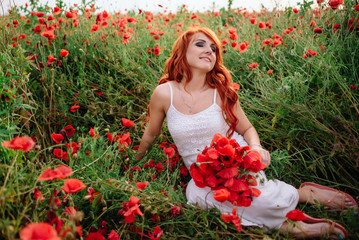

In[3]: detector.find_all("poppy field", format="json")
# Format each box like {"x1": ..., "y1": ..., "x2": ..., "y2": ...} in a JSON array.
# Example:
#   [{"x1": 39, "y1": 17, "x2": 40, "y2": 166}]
[{"x1": 1, "y1": 0, "x2": 359, "y2": 239}]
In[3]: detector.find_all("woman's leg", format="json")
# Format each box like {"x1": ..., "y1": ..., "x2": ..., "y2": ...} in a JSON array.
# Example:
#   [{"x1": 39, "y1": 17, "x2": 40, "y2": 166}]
[
  {"x1": 280, "y1": 220, "x2": 346, "y2": 239},
  {"x1": 297, "y1": 186, "x2": 357, "y2": 210}
]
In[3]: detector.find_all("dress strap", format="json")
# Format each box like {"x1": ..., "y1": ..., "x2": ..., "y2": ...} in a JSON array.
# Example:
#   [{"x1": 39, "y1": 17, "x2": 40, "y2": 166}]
[
  {"x1": 168, "y1": 82, "x2": 173, "y2": 105},
  {"x1": 213, "y1": 88, "x2": 217, "y2": 104}
]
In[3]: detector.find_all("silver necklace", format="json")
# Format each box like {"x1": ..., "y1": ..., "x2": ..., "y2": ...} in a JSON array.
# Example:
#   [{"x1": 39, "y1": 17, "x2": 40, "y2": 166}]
[{"x1": 178, "y1": 84, "x2": 208, "y2": 114}]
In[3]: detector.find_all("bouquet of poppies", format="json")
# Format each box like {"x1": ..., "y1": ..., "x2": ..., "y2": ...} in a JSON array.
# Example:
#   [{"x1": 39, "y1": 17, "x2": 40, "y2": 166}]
[{"x1": 190, "y1": 133, "x2": 267, "y2": 207}]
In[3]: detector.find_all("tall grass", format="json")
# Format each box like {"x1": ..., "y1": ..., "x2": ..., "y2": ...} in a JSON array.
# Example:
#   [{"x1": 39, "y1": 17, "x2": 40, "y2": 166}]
[{"x1": 0, "y1": 0, "x2": 358, "y2": 239}]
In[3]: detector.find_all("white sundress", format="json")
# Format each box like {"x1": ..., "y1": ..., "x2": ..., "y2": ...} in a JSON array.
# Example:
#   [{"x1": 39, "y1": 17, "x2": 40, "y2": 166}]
[{"x1": 165, "y1": 82, "x2": 299, "y2": 230}]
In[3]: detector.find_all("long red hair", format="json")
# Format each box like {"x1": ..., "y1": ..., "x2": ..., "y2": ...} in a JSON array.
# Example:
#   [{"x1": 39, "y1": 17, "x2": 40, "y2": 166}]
[{"x1": 151, "y1": 27, "x2": 239, "y2": 138}]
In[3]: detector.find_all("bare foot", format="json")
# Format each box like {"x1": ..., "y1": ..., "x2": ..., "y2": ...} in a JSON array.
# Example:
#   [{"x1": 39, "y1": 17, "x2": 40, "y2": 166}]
[
  {"x1": 299, "y1": 184, "x2": 357, "y2": 211},
  {"x1": 281, "y1": 220, "x2": 347, "y2": 239}
]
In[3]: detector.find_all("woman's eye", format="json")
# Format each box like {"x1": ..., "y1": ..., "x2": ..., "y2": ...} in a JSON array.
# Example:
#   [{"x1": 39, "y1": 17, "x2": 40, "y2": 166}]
[
  {"x1": 195, "y1": 42, "x2": 204, "y2": 47},
  {"x1": 211, "y1": 46, "x2": 216, "y2": 52}
]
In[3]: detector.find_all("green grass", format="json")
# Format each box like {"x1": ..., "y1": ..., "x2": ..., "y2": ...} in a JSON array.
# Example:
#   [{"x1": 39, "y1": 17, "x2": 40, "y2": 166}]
[{"x1": 0, "y1": 0, "x2": 358, "y2": 239}]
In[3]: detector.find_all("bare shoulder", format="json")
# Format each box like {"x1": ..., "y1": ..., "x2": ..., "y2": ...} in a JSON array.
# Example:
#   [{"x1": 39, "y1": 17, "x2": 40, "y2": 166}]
[{"x1": 150, "y1": 83, "x2": 171, "y2": 112}]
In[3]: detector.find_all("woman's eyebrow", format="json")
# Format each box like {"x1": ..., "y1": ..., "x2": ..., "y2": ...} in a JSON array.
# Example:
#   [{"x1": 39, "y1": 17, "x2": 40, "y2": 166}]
[{"x1": 195, "y1": 38, "x2": 215, "y2": 45}]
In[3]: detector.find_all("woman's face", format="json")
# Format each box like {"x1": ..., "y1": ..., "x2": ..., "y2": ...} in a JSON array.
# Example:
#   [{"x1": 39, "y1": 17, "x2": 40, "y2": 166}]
[{"x1": 186, "y1": 32, "x2": 217, "y2": 74}]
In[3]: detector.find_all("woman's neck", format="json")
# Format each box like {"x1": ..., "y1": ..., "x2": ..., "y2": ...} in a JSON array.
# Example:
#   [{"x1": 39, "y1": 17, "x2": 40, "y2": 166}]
[{"x1": 182, "y1": 71, "x2": 208, "y2": 93}]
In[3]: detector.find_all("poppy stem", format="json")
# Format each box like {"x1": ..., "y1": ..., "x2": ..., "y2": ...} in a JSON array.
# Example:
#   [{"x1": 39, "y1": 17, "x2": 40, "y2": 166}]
[{"x1": 1, "y1": 151, "x2": 19, "y2": 196}]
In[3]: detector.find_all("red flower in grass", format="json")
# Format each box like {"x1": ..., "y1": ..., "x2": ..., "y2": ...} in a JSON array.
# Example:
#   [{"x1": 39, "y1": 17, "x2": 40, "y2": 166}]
[
  {"x1": 61, "y1": 178, "x2": 86, "y2": 193},
  {"x1": 60, "y1": 49, "x2": 69, "y2": 57},
  {"x1": 89, "y1": 128, "x2": 95, "y2": 137},
  {"x1": 70, "y1": 105, "x2": 80, "y2": 112},
  {"x1": 238, "y1": 41, "x2": 249, "y2": 53},
  {"x1": 153, "y1": 45, "x2": 161, "y2": 56},
  {"x1": 286, "y1": 209, "x2": 307, "y2": 221},
  {"x1": 303, "y1": 49, "x2": 317, "y2": 58},
  {"x1": 34, "y1": 188, "x2": 44, "y2": 201},
  {"x1": 136, "y1": 181, "x2": 149, "y2": 190},
  {"x1": 52, "y1": 6, "x2": 61, "y2": 15},
  {"x1": 163, "y1": 147, "x2": 175, "y2": 158},
  {"x1": 232, "y1": 83, "x2": 240, "y2": 91},
  {"x1": 62, "y1": 125, "x2": 75, "y2": 137},
  {"x1": 20, "y1": 222, "x2": 60, "y2": 240},
  {"x1": 118, "y1": 195, "x2": 143, "y2": 223},
  {"x1": 38, "y1": 165, "x2": 72, "y2": 181},
  {"x1": 170, "y1": 206, "x2": 181, "y2": 217},
  {"x1": 108, "y1": 230, "x2": 120, "y2": 240},
  {"x1": 46, "y1": 55, "x2": 57, "y2": 66},
  {"x1": 250, "y1": 18, "x2": 257, "y2": 24},
  {"x1": 148, "y1": 225, "x2": 163, "y2": 240},
  {"x1": 314, "y1": 27, "x2": 323, "y2": 34},
  {"x1": 249, "y1": 62, "x2": 258, "y2": 69},
  {"x1": 90, "y1": 24, "x2": 99, "y2": 33},
  {"x1": 221, "y1": 208, "x2": 242, "y2": 232},
  {"x1": 53, "y1": 149, "x2": 68, "y2": 160},
  {"x1": 122, "y1": 118, "x2": 135, "y2": 127},
  {"x1": 84, "y1": 233, "x2": 105, "y2": 240},
  {"x1": 51, "y1": 133, "x2": 64, "y2": 144},
  {"x1": 328, "y1": 0, "x2": 344, "y2": 10},
  {"x1": 2, "y1": 136, "x2": 35, "y2": 152},
  {"x1": 258, "y1": 22, "x2": 266, "y2": 29}
]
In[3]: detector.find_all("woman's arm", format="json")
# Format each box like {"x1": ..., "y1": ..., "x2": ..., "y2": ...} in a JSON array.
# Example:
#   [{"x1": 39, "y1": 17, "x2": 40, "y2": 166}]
[
  {"x1": 234, "y1": 101, "x2": 271, "y2": 167},
  {"x1": 136, "y1": 84, "x2": 168, "y2": 160}
]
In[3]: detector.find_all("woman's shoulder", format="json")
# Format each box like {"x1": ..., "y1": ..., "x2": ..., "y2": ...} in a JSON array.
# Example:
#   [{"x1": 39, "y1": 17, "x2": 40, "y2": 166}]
[{"x1": 150, "y1": 82, "x2": 171, "y2": 107}]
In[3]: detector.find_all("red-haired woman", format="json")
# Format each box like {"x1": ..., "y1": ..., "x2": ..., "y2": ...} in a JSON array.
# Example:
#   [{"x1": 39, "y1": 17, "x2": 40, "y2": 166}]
[{"x1": 136, "y1": 27, "x2": 356, "y2": 239}]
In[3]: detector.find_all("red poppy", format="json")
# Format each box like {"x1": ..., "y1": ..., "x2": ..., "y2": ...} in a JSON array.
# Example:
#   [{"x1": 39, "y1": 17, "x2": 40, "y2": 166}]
[
  {"x1": 170, "y1": 206, "x2": 181, "y2": 216},
  {"x1": 314, "y1": 27, "x2": 323, "y2": 34},
  {"x1": 155, "y1": 161, "x2": 164, "y2": 172},
  {"x1": 258, "y1": 22, "x2": 265, "y2": 29},
  {"x1": 61, "y1": 178, "x2": 86, "y2": 193},
  {"x1": 328, "y1": 0, "x2": 344, "y2": 10},
  {"x1": 53, "y1": 149, "x2": 68, "y2": 160},
  {"x1": 153, "y1": 45, "x2": 161, "y2": 56},
  {"x1": 20, "y1": 222, "x2": 60, "y2": 240},
  {"x1": 163, "y1": 147, "x2": 175, "y2": 158},
  {"x1": 286, "y1": 209, "x2": 307, "y2": 221},
  {"x1": 293, "y1": 8, "x2": 298, "y2": 14},
  {"x1": 356, "y1": 4, "x2": 359, "y2": 11},
  {"x1": 90, "y1": 24, "x2": 99, "y2": 33},
  {"x1": 267, "y1": 69, "x2": 273, "y2": 74},
  {"x1": 118, "y1": 195, "x2": 143, "y2": 223},
  {"x1": 310, "y1": 20, "x2": 316, "y2": 26},
  {"x1": 60, "y1": 49, "x2": 69, "y2": 57},
  {"x1": 243, "y1": 151, "x2": 266, "y2": 173},
  {"x1": 232, "y1": 83, "x2": 240, "y2": 91},
  {"x1": 51, "y1": 133, "x2": 64, "y2": 144},
  {"x1": 221, "y1": 208, "x2": 242, "y2": 232},
  {"x1": 148, "y1": 225, "x2": 163, "y2": 240},
  {"x1": 333, "y1": 24, "x2": 340, "y2": 31},
  {"x1": 62, "y1": 125, "x2": 75, "y2": 137},
  {"x1": 89, "y1": 128, "x2": 95, "y2": 137},
  {"x1": 249, "y1": 62, "x2": 258, "y2": 69},
  {"x1": 122, "y1": 118, "x2": 134, "y2": 127},
  {"x1": 108, "y1": 230, "x2": 120, "y2": 240},
  {"x1": 250, "y1": 18, "x2": 257, "y2": 24},
  {"x1": 52, "y1": 6, "x2": 61, "y2": 15},
  {"x1": 34, "y1": 188, "x2": 44, "y2": 201},
  {"x1": 46, "y1": 55, "x2": 57, "y2": 66},
  {"x1": 38, "y1": 168, "x2": 58, "y2": 181},
  {"x1": 136, "y1": 181, "x2": 149, "y2": 190},
  {"x1": 238, "y1": 41, "x2": 249, "y2": 53},
  {"x1": 2, "y1": 136, "x2": 35, "y2": 152},
  {"x1": 213, "y1": 188, "x2": 230, "y2": 202},
  {"x1": 84, "y1": 233, "x2": 106, "y2": 240},
  {"x1": 70, "y1": 105, "x2": 80, "y2": 112},
  {"x1": 65, "y1": 142, "x2": 79, "y2": 155},
  {"x1": 53, "y1": 165, "x2": 73, "y2": 179},
  {"x1": 41, "y1": 31, "x2": 56, "y2": 40}
]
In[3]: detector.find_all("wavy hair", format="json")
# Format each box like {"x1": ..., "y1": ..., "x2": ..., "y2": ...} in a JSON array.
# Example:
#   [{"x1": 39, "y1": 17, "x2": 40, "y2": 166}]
[{"x1": 152, "y1": 27, "x2": 239, "y2": 138}]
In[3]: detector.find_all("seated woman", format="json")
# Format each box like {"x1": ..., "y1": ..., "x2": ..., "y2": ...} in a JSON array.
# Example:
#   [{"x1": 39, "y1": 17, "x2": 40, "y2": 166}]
[{"x1": 136, "y1": 27, "x2": 357, "y2": 239}]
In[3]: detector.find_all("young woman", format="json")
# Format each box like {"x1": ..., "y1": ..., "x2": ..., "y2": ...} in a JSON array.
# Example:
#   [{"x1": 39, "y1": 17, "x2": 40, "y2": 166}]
[{"x1": 136, "y1": 27, "x2": 357, "y2": 239}]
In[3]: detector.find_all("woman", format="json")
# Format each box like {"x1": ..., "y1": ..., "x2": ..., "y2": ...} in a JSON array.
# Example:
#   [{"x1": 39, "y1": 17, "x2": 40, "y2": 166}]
[{"x1": 136, "y1": 27, "x2": 357, "y2": 239}]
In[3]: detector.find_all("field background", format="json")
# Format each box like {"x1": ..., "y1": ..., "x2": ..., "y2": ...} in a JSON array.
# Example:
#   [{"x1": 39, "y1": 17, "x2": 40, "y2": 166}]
[{"x1": 0, "y1": 0, "x2": 358, "y2": 239}]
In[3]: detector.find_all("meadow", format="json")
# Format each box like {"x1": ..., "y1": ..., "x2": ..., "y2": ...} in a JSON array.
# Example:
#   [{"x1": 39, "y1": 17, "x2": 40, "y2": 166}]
[{"x1": 0, "y1": 0, "x2": 358, "y2": 239}]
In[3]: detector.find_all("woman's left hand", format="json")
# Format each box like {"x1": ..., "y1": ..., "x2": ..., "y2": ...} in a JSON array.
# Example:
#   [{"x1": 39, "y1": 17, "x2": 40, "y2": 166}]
[{"x1": 251, "y1": 146, "x2": 271, "y2": 167}]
